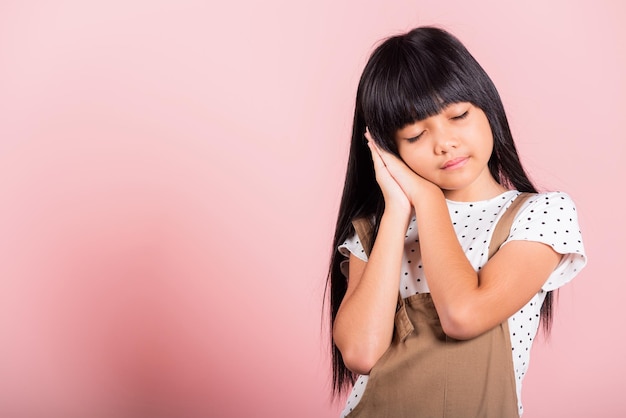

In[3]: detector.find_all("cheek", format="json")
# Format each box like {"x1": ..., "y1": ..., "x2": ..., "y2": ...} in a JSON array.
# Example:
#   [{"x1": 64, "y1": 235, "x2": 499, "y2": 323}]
[
  {"x1": 484, "y1": 136, "x2": 495, "y2": 159},
  {"x1": 479, "y1": 119, "x2": 495, "y2": 152},
  {"x1": 399, "y1": 151, "x2": 428, "y2": 176}
]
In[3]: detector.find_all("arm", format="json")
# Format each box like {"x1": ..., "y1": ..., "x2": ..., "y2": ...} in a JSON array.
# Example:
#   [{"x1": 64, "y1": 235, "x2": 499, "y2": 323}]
[
  {"x1": 372, "y1": 143, "x2": 562, "y2": 340},
  {"x1": 333, "y1": 141, "x2": 411, "y2": 375},
  {"x1": 413, "y1": 194, "x2": 562, "y2": 339},
  {"x1": 333, "y1": 210, "x2": 407, "y2": 374}
]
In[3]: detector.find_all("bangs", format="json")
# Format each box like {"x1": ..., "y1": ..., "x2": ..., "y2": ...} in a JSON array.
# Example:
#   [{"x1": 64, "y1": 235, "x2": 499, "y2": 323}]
[{"x1": 359, "y1": 30, "x2": 486, "y2": 152}]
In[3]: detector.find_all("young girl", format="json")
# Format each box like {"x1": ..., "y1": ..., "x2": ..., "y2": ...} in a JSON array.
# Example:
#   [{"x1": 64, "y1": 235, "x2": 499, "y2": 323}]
[{"x1": 326, "y1": 26, "x2": 587, "y2": 417}]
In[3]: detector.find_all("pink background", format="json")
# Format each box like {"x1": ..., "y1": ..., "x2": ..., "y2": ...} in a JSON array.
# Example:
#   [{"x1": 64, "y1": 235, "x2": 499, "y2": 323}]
[{"x1": 0, "y1": 1, "x2": 623, "y2": 417}]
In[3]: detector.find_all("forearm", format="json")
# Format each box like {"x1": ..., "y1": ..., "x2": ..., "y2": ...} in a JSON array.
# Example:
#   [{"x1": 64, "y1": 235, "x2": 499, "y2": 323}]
[
  {"x1": 333, "y1": 207, "x2": 408, "y2": 374},
  {"x1": 413, "y1": 190, "x2": 481, "y2": 337}
]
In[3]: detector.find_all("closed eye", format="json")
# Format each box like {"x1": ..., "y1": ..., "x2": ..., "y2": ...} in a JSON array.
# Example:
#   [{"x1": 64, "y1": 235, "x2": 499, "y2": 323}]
[
  {"x1": 451, "y1": 110, "x2": 469, "y2": 120},
  {"x1": 406, "y1": 131, "x2": 425, "y2": 143}
]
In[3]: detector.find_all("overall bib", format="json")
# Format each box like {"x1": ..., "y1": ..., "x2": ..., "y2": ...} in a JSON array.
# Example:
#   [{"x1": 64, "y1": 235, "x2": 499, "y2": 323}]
[{"x1": 346, "y1": 193, "x2": 532, "y2": 418}]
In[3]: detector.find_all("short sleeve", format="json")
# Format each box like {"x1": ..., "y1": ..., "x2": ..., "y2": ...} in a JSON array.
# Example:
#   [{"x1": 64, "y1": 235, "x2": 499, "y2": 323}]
[
  {"x1": 338, "y1": 232, "x2": 368, "y2": 278},
  {"x1": 505, "y1": 191, "x2": 587, "y2": 291}
]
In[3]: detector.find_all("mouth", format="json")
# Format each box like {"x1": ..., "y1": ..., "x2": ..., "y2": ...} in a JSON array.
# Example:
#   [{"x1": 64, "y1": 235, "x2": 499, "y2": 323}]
[{"x1": 441, "y1": 157, "x2": 469, "y2": 170}]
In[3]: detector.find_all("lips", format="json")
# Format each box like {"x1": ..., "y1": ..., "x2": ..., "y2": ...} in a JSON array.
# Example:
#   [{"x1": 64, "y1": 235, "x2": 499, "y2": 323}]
[{"x1": 441, "y1": 157, "x2": 469, "y2": 169}]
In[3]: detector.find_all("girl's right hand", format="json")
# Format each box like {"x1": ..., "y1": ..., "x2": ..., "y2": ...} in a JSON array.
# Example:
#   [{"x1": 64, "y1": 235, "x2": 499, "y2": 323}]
[
  {"x1": 365, "y1": 129, "x2": 411, "y2": 217},
  {"x1": 334, "y1": 131, "x2": 414, "y2": 374}
]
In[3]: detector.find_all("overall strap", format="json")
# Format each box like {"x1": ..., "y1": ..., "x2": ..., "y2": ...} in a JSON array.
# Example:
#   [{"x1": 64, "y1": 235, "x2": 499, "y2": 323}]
[
  {"x1": 488, "y1": 192, "x2": 533, "y2": 259},
  {"x1": 350, "y1": 194, "x2": 533, "y2": 261},
  {"x1": 352, "y1": 217, "x2": 374, "y2": 256},
  {"x1": 351, "y1": 217, "x2": 406, "y2": 316},
  {"x1": 349, "y1": 192, "x2": 534, "y2": 341}
]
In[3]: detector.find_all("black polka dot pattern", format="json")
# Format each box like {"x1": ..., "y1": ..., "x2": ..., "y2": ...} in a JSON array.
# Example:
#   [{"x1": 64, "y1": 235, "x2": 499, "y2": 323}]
[{"x1": 337, "y1": 191, "x2": 587, "y2": 417}]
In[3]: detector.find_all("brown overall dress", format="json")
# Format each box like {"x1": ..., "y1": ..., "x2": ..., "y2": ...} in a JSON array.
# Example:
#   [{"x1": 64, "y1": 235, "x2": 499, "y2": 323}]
[{"x1": 347, "y1": 193, "x2": 532, "y2": 418}]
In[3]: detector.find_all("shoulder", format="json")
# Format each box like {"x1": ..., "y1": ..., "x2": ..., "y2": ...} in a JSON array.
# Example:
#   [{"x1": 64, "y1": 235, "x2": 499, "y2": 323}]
[
  {"x1": 523, "y1": 190, "x2": 577, "y2": 208},
  {"x1": 337, "y1": 230, "x2": 368, "y2": 279},
  {"x1": 507, "y1": 191, "x2": 587, "y2": 291},
  {"x1": 512, "y1": 191, "x2": 580, "y2": 232},
  {"x1": 338, "y1": 232, "x2": 368, "y2": 261}
]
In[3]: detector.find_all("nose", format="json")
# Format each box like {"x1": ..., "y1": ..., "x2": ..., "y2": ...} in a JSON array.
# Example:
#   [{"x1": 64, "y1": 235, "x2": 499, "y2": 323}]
[
  {"x1": 434, "y1": 134, "x2": 458, "y2": 154},
  {"x1": 430, "y1": 118, "x2": 459, "y2": 154}
]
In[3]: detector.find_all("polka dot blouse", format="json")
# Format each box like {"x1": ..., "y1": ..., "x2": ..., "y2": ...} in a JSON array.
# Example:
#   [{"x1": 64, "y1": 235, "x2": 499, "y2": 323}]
[{"x1": 338, "y1": 190, "x2": 587, "y2": 417}]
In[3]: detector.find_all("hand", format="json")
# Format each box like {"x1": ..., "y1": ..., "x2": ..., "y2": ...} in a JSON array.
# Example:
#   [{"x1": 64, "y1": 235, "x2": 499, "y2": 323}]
[
  {"x1": 366, "y1": 133, "x2": 440, "y2": 208},
  {"x1": 365, "y1": 129, "x2": 411, "y2": 215}
]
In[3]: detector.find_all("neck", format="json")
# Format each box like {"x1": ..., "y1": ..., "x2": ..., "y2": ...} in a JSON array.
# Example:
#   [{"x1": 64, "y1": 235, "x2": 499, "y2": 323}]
[{"x1": 443, "y1": 177, "x2": 508, "y2": 202}]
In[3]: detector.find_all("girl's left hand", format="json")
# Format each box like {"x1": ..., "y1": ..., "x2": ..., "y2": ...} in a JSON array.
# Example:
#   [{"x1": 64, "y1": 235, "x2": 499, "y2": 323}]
[{"x1": 368, "y1": 140, "x2": 440, "y2": 207}]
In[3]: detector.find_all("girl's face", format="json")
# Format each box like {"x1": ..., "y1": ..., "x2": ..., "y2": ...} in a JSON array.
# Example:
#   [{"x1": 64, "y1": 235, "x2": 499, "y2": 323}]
[{"x1": 394, "y1": 102, "x2": 505, "y2": 202}]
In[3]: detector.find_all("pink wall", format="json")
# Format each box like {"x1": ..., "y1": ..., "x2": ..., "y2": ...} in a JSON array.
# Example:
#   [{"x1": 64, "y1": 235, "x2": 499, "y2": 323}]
[{"x1": 0, "y1": 1, "x2": 623, "y2": 417}]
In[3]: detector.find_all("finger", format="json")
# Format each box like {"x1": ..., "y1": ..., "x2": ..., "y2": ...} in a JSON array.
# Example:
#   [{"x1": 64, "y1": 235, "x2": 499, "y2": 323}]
[
  {"x1": 367, "y1": 141, "x2": 388, "y2": 173},
  {"x1": 366, "y1": 140, "x2": 379, "y2": 162},
  {"x1": 373, "y1": 143, "x2": 402, "y2": 169},
  {"x1": 364, "y1": 128, "x2": 373, "y2": 144},
  {"x1": 368, "y1": 140, "x2": 391, "y2": 162},
  {"x1": 367, "y1": 141, "x2": 387, "y2": 169},
  {"x1": 369, "y1": 140, "x2": 390, "y2": 158},
  {"x1": 370, "y1": 141, "x2": 392, "y2": 167}
]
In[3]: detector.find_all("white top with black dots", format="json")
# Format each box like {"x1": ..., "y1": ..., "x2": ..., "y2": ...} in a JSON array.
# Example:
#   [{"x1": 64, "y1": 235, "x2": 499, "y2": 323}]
[{"x1": 338, "y1": 190, "x2": 587, "y2": 417}]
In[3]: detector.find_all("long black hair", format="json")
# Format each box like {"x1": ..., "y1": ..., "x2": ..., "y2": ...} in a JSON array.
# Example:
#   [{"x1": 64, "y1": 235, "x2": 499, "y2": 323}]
[{"x1": 325, "y1": 26, "x2": 555, "y2": 398}]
